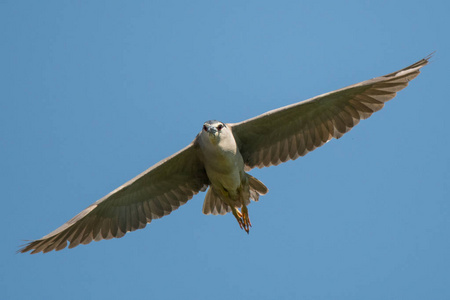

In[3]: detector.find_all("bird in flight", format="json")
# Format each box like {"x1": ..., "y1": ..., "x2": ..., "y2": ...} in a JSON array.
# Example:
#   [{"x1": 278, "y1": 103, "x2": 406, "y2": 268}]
[{"x1": 20, "y1": 55, "x2": 431, "y2": 254}]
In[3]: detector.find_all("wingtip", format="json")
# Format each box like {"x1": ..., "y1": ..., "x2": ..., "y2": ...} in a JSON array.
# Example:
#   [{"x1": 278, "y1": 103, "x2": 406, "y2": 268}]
[
  {"x1": 415, "y1": 52, "x2": 434, "y2": 68},
  {"x1": 422, "y1": 51, "x2": 435, "y2": 66},
  {"x1": 425, "y1": 51, "x2": 435, "y2": 60},
  {"x1": 17, "y1": 240, "x2": 34, "y2": 254}
]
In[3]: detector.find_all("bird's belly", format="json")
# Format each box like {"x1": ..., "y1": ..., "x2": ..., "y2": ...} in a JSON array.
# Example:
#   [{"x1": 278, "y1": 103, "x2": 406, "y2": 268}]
[
  {"x1": 204, "y1": 151, "x2": 245, "y2": 195},
  {"x1": 208, "y1": 167, "x2": 242, "y2": 193}
]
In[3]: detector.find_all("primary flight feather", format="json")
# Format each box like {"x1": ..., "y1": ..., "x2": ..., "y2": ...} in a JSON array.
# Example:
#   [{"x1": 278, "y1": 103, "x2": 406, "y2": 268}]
[{"x1": 20, "y1": 55, "x2": 431, "y2": 254}]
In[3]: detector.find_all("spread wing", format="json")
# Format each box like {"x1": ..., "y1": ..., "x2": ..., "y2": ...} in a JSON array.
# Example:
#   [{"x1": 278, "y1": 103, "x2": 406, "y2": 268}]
[
  {"x1": 20, "y1": 141, "x2": 208, "y2": 254},
  {"x1": 231, "y1": 55, "x2": 431, "y2": 169}
]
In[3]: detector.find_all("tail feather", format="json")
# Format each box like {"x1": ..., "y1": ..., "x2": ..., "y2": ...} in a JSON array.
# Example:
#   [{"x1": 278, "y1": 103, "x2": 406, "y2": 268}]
[
  {"x1": 248, "y1": 175, "x2": 268, "y2": 198},
  {"x1": 249, "y1": 189, "x2": 260, "y2": 202},
  {"x1": 202, "y1": 188, "x2": 230, "y2": 215},
  {"x1": 202, "y1": 175, "x2": 268, "y2": 215}
]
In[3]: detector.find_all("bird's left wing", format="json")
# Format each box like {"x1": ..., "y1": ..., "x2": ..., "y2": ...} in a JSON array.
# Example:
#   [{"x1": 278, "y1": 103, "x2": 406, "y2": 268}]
[
  {"x1": 231, "y1": 56, "x2": 430, "y2": 170},
  {"x1": 20, "y1": 141, "x2": 208, "y2": 254}
]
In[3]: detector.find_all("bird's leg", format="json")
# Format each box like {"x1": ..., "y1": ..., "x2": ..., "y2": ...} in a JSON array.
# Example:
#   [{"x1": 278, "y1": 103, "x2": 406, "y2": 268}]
[
  {"x1": 241, "y1": 204, "x2": 251, "y2": 234},
  {"x1": 230, "y1": 205, "x2": 251, "y2": 233},
  {"x1": 230, "y1": 207, "x2": 244, "y2": 230},
  {"x1": 221, "y1": 189, "x2": 251, "y2": 233}
]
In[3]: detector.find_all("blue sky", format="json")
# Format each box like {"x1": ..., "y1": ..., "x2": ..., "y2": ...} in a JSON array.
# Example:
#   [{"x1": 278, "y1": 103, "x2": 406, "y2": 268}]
[{"x1": 1, "y1": 1, "x2": 449, "y2": 299}]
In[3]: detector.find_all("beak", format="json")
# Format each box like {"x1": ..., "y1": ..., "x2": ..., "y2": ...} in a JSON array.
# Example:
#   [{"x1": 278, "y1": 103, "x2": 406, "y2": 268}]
[{"x1": 205, "y1": 126, "x2": 217, "y2": 135}]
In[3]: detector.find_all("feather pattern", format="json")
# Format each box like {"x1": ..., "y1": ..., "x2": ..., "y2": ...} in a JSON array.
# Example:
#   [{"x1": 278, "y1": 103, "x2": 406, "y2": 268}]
[
  {"x1": 20, "y1": 55, "x2": 430, "y2": 254},
  {"x1": 19, "y1": 142, "x2": 209, "y2": 254},
  {"x1": 231, "y1": 56, "x2": 431, "y2": 169}
]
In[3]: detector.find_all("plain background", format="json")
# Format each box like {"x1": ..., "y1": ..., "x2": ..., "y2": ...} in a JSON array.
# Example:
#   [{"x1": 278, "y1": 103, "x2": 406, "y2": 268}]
[{"x1": 1, "y1": 1, "x2": 449, "y2": 299}]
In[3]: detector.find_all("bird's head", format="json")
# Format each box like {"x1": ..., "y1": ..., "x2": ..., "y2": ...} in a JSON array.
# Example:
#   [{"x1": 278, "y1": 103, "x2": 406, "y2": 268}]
[{"x1": 201, "y1": 120, "x2": 228, "y2": 144}]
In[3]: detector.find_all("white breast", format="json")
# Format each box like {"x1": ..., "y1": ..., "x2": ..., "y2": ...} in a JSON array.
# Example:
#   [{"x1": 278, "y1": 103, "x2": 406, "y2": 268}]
[{"x1": 198, "y1": 129, "x2": 245, "y2": 194}]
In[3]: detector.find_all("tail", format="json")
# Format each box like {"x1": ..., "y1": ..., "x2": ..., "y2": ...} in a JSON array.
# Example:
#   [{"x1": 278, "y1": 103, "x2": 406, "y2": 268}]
[
  {"x1": 248, "y1": 174, "x2": 268, "y2": 202},
  {"x1": 202, "y1": 174, "x2": 268, "y2": 215},
  {"x1": 202, "y1": 188, "x2": 231, "y2": 215}
]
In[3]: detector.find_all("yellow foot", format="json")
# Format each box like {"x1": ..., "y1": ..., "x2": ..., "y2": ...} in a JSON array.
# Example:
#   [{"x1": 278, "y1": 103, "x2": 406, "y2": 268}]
[
  {"x1": 231, "y1": 206, "x2": 252, "y2": 233},
  {"x1": 231, "y1": 208, "x2": 244, "y2": 230},
  {"x1": 241, "y1": 206, "x2": 251, "y2": 234}
]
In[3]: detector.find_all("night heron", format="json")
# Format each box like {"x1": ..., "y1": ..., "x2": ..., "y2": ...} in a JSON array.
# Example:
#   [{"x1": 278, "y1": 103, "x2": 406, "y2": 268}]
[{"x1": 20, "y1": 55, "x2": 431, "y2": 254}]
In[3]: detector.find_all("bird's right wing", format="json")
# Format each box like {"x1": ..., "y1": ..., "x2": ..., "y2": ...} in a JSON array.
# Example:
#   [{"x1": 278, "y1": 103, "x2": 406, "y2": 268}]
[
  {"x1": 231, "y1": 55, "x2": 431, "y2": 169},
  {"x1": 20, "y1": 140, "x2": 209, "y2": 254}
]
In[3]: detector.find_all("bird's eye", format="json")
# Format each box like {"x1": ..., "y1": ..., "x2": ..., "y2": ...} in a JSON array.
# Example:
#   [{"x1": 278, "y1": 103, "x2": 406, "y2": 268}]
[
  {"x1": 217, "y1": 124, "x2": 223, "y2": 131},
  {"x1": 203, "y1": 125, "x2": 208, "y2": 131}
]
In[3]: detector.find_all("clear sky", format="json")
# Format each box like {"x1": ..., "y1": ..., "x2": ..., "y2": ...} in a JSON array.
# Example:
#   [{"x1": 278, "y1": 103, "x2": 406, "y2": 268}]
[{"x1": 1, "y1": 1, "x2": 449, "y2": 299}]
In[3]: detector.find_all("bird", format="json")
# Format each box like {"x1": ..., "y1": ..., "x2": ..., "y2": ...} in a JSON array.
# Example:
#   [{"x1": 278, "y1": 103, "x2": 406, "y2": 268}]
[{"x1": 19, "y1": 55, "x2": 431, "y2": 254}]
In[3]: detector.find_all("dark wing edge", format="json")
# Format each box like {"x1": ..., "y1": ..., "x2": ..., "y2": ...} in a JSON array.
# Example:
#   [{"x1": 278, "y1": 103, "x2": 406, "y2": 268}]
[
  {"x1": 19, "y1": 141, "x2": 208, "y2": 254},
  {"x1": 231, "y1": 55, "x2": 431, "y2": 170}
]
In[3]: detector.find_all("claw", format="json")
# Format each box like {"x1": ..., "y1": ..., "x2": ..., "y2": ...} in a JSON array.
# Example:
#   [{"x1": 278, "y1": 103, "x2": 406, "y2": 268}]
[
  {"x1": 241, "y1": 205, "x2": 251, "y2": 234},
  {"x1": 231, "y1": 208, "x2": 244, "y2": 229},
  {"x1": 230, "y1": 205, "x2": 252, "y2": 233}
]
